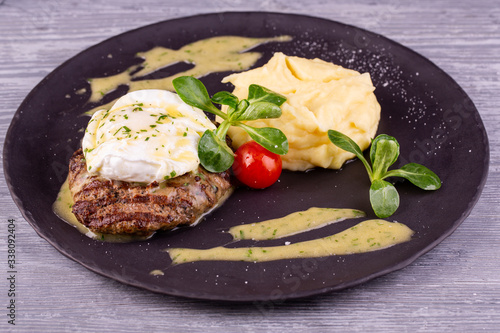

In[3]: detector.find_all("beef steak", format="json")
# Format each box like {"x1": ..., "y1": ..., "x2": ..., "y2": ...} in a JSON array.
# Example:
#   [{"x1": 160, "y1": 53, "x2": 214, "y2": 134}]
[{"x1": 68, "y1": 149, "x2": 232, "y2": 235}]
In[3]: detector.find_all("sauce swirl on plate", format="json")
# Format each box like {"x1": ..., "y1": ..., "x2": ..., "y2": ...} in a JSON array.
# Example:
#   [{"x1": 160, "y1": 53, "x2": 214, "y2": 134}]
[
  {"x1": 84, "y1": 35, "x2": 292, "y2": 114},
  {"x1": 167, "y1": 209, "x2": 413, "y2": 264}
]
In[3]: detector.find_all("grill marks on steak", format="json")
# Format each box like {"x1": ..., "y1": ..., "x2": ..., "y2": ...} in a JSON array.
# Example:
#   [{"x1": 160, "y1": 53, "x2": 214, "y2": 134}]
[{"x1": 68, "y1": 149, "x2": 232, "y2": 235}]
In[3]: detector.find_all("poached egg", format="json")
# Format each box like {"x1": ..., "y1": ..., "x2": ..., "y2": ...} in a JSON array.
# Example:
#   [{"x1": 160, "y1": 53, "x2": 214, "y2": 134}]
[{"x1": 82, "y1": 89, "x2": 216, "y2": 183}]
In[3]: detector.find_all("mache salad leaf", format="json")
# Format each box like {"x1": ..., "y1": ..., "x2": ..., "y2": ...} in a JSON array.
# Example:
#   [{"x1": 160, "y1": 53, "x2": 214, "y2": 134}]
[
  {"x1": 328, "y1": 130, "x2": 441, "y2": 218},
  {"x1": 173, "y1": 76, "x2": 288, "y2": 173}
]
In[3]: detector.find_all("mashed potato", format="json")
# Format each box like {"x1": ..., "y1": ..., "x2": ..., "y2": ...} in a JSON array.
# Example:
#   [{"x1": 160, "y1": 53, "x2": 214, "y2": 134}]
[{"x1": 222, "y1": 52, "x2": 381, "y2": 171}]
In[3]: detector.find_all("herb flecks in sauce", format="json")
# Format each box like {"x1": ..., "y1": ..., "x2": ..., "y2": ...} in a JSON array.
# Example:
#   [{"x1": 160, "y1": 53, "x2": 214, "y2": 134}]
[
  {"x1": 229, "y1": 207, "x2": 365, "y2": 240},
  {"x1": 85, "y1": 35, "x2": 292, "y2": 114},
  {"x1": 167, "y1": 219, "x2": 414, "y2": 264}
]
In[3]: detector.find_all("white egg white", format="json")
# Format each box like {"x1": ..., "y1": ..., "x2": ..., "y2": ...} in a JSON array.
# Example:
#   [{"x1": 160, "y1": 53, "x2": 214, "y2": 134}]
[{"x1": 82, "y1": 89, "x2": 216, "y2": 183}]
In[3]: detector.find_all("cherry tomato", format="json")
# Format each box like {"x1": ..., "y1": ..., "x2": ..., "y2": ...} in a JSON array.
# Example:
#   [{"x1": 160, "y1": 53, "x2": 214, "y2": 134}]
[{"x1": 232, "y1": 141, "x2": 282, "y2": 189}]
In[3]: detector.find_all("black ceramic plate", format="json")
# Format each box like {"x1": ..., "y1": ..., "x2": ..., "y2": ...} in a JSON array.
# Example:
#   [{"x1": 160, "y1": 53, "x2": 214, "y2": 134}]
[{"x1": 4, "y1": 12, "x2": 489, "y2": 301}]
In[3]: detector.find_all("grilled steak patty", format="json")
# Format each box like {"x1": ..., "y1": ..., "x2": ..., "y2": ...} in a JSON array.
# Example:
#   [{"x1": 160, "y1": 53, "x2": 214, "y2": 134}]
[{"x1": 68, "y1": 149, "x2": 232, "y2": 235}]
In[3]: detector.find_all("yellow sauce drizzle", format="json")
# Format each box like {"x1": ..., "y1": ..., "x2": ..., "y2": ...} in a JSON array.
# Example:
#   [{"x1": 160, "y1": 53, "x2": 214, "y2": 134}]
[
  {"x1": 85, "y1": 35, "x2": 292, "y2": 114},
  {"x1": 229, "y1": 207, "x2": 365, "y2": 240},
  {"x1": 149, "y1": 270, "x2": 164, "y2": 276},
  {"x1": 167, "y1": 219, "x2": 414, "y2": 264}
]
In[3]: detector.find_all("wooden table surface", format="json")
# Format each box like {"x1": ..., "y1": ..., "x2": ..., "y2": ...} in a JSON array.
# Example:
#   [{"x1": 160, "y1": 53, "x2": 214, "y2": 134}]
[{"x1": 1, "y1": 0, "x2": 499, "y2": 331}]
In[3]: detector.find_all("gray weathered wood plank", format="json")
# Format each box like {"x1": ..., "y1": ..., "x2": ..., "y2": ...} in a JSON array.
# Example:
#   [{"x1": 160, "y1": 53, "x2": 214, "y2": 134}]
[{"x1": 1, "y1": 0, "x2": 499, "y2": 331}]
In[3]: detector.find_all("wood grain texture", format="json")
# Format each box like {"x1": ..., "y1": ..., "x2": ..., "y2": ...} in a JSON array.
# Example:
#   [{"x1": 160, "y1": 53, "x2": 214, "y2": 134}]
[{"x1": 1, "y1": 0, "x2": 499, "y2": 332}]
